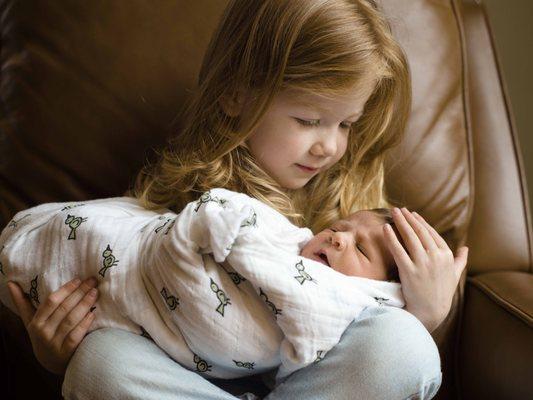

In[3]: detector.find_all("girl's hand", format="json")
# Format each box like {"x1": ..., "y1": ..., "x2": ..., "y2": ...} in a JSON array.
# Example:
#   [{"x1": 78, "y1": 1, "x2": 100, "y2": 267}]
[
  {"x1": 383, "y1": 207, "x2": 468, "y2": 333},
  {"x1": 6, "y1": 277, "x2": 99, "y2": 375}
]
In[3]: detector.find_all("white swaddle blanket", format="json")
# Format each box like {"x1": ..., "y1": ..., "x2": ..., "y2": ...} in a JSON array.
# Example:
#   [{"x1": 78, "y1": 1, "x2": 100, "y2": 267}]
[{"x1": 0, "y1": 188, "x2": 404, "y2": 382}]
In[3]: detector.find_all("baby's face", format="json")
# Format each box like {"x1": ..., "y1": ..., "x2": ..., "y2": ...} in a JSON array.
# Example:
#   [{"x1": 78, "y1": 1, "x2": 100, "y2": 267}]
[{"x1": 301, "y1": 211, "x2": 395, "y2": 281}]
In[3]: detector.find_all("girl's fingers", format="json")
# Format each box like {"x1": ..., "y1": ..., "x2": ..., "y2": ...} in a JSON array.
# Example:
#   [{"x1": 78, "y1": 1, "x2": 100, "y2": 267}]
[
  {"x1": 391, "y1": 208, "x2": 425, "y2": 259},
  {"x1": 412, "y1": 212, "x2": 449, "y2": 249},
  {"x1": 44, "y1": 277, "x2": 98, "y2": 333},
  {"x1": 61, "y1": 310, "x2": 96, "y2": 353},
  {"x1": 383, "y1": 224, "x2": 413, "y2": 272},
  {"x1": 400, "y1": 208, "x2": 439, "y2": 252},
  {"x1": 54, "y1": 287, "x2": 98, "y2": 344},
  {"x1": 6, "y1": 281, "x2": 36, "y2": 327},
  {"x1": 32, "y1": 278, "x2": 83, "y2": 324}
]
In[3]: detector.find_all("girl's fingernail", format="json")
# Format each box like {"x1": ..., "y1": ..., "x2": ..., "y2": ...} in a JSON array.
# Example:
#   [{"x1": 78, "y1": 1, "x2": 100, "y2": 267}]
[
  {"x1": 393, "y1": 208, "x2": 400, "y2": 214},
  {"x1": 88, "y1": 288, "x2": 97, "y2": 297},
  {"x1": 72, "y1": 278, "x2": 81, "y2": 285},
  {"x1": 384, "y1": 223, "x2": 392, "y2": 231}
]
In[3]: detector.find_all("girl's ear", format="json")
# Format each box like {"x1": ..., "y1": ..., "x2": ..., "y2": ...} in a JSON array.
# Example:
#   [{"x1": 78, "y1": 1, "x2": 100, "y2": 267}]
[{"x1": 220, "y1": 89, "x2": 247, "y2": 117}]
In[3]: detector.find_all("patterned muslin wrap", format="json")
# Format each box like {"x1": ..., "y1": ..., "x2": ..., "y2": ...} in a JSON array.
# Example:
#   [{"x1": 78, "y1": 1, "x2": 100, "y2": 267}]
[{"x1": 0, "y1": 188, "x2": 404, "y2": 383}]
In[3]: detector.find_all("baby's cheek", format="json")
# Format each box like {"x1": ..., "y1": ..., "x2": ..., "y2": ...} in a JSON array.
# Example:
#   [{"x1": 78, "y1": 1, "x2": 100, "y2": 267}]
[
  {"x1": 300, "y1": 235, "x2": 323, "y2": 257},
  {"x1": 300, "y1": 242, "x2": 313, "y2": 257}
]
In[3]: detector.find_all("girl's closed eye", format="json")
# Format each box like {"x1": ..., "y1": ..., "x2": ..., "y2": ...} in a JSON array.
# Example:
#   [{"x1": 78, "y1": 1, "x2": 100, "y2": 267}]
[
  {"x1": 295, "y1": 118, "x2": 352, "y2": 130},
  {"x1": 296, "y1": 118, "x2": 319, "y2": 127},
  {"x1": 341, "y1": 122, "x2": 353, "y2": 130}
]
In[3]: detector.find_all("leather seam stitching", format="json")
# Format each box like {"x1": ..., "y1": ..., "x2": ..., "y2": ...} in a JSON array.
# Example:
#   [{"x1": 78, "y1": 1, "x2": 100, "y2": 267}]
[{"x1": 468, "y1": 278, "x2": 533, "y2": 325}]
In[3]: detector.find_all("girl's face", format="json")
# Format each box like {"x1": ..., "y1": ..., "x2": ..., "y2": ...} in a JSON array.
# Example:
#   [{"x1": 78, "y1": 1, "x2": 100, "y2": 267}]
[{"x1": 246, "y1": 83, "x2": 376, "y2": 189}]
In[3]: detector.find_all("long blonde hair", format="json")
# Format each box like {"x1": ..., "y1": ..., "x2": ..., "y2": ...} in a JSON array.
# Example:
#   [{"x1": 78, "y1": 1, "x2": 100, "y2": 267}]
[{"x1": 132, "y1": 0, "x2": 411, "y2": 233}]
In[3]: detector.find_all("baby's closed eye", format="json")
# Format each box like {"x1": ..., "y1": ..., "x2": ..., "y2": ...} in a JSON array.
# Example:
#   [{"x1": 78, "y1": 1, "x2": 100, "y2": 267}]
[{"x1": 355, "y1": 243, "x2": 368, "y2": 259}]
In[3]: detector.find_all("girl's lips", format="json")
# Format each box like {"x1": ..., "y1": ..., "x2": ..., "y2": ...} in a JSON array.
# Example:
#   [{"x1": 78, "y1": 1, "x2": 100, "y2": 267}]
[{"x1": 296, "y1": 164, "x2": 318, "y2": 173}]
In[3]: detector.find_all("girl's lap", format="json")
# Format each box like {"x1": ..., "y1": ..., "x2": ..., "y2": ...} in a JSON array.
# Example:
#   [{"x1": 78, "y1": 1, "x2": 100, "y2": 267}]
[
  {"x1": 266, "y1": 306, "x2": 441, "y2": 400},
  {"x1": 62, "y1": 327, "x2": 241, "y2": 400},
  {"x1": 62, "y1": 307, "x2": 441, "y2": 400}
]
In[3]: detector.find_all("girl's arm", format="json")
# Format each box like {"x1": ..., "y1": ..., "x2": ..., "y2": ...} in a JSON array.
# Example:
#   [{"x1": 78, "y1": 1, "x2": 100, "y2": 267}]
[
  {"x1": 6, "y1": 277, "x2": 98, "y2": 375},
  {"x1": 383, "y1": 208, "x2": 468, "y2": 333}
]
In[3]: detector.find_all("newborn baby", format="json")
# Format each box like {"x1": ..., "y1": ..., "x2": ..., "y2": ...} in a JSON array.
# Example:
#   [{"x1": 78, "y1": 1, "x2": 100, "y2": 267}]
[
  {"x1": 0, "y1": 188, "x2": 404, "y2": 382},
  {"x1": 301, "y1": 208, "x2": 400, "y2": 283}
]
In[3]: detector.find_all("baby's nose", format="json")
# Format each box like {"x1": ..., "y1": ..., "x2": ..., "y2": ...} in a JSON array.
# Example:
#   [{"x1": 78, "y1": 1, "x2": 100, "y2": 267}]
[{"x1": 329, "y1": 232, "x2": 346, "y2": 250}]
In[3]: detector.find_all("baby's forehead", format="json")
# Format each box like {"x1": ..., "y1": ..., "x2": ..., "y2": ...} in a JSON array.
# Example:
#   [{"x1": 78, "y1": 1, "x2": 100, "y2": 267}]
[
  {"x1": 342, "y1": 210, "x2": 384, "y2": 227},
  {"x1": 344, "y1": 210, "x2": 396, "y2": 263}
]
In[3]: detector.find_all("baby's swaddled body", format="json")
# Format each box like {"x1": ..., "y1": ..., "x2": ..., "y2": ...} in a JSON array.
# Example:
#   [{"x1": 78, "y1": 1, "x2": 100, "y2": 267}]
[{"x1": 0, "y1": 188, "x2": 404, "y2": 382}]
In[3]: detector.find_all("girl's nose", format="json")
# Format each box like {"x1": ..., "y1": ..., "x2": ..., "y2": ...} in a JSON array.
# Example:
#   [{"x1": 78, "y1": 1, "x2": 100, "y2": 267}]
[{"x1": 310, "y1": 132, "x2": 337, "y2": 157}]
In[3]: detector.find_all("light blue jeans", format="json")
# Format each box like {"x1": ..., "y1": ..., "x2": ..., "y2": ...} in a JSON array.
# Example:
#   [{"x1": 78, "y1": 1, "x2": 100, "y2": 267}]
[{"x1": 62, "y1": 307, "x2": 442, "y2": 400}]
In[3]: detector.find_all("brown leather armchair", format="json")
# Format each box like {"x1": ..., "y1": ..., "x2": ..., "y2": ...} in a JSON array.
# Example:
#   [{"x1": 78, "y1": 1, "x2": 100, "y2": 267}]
[{"x1": 0, "y1": 1, "x2": 531, "y2": 399}]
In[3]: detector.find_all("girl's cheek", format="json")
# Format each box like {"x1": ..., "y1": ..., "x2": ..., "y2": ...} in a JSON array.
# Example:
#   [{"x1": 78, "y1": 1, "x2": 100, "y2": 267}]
[{"x1": 336, "y1": 139, "x2": 349, "y2": 161}]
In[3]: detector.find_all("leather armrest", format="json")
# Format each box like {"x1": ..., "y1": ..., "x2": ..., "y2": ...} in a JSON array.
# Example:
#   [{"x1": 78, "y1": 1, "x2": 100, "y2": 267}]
[{"x1": 458, "y1": 271, "x2": 533, "y2": 400}]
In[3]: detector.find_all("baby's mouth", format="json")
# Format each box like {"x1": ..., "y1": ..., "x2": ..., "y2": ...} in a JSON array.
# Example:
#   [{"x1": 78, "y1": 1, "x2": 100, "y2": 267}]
[{"x1": 315, "y1": 250, "x2": 330, "y2": 267}]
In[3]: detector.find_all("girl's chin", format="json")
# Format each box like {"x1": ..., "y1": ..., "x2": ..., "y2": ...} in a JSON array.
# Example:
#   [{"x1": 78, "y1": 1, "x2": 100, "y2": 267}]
[
  {"x1": 281, "y1": 181, "x2": 308, "y2": 190},
  {"x1": 278, "y1": 174, "x2": 313, "y2": 190}
]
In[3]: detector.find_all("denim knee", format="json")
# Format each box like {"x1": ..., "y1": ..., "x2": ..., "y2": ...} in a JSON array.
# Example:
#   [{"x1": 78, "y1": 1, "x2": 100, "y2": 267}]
[
  {"x1": 62, "y1": 328, "x2": 241, "y2": 400},
  {"x1": 266, "y1": 306, "x2": 442, "y2": 400},
  {"x1": 343, "y1": 306, "x2": 442, "y2": 400},
  {"x1": 61, "y1": 328, "x2": 178, "y2": 399},
  {"x1": 62, "y1": 328, "x2": 132, "y2": 399}
]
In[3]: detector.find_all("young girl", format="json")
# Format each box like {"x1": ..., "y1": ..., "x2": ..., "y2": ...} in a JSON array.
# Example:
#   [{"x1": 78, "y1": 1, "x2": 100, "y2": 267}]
[{"x1": 7, "y1": 0, "x2": 468, "y2": 399}]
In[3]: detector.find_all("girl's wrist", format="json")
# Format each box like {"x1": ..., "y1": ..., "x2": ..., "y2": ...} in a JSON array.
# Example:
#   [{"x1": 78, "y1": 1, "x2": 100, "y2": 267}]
[{"x1": 405, "y1": 306, "x2": 443, "y2": 333}]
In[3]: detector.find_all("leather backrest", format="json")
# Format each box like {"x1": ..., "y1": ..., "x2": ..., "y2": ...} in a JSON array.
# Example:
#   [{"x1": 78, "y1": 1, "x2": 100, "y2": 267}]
[
  {"x1": 0, "y1": 0, "x2": 227, "y2": 219},
  {"x1": 460, "y1": 0, "x2": 533, "y2": 274},
  {"x1": 379, "y1": 0, "x2": 472, "y2": 254}
]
